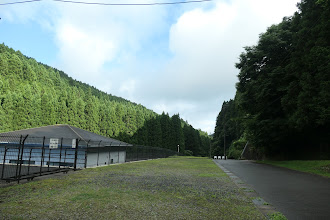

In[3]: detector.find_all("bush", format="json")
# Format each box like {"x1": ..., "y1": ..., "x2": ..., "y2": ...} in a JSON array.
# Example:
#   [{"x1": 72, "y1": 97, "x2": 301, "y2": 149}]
[
  {"x1": 228, "y1": 138, "x2": 247, "y2": 159},
  {"x1": 184, "y1": 150, "x2": 193, "y2": 156}
]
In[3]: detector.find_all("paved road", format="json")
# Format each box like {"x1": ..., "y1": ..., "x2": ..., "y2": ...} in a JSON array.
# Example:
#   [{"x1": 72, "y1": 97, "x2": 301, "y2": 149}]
[{"x1": 214, "y1": 160, "x2": 330, "y2": 220}]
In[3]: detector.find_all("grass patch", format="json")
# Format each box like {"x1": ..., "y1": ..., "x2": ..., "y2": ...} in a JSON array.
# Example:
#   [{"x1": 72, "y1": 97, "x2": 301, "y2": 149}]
[
  {"x1": 258, "y1": 160, "x2": 330, "y2": 178},
  {"x1": 268, "y1": 212, "x2": 287, "y2": 220},
  {"x1": 241, "y1": 188, "x2": 255, "y2": 192},
  {"x1": 0, "y1": 157, "x2": 265, "y2": 219}
]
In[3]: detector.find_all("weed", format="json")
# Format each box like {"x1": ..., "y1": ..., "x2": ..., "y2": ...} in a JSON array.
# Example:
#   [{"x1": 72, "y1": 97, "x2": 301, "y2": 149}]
[{"x1": 268, "y1": 212, "x2": 287, "y2": 220}]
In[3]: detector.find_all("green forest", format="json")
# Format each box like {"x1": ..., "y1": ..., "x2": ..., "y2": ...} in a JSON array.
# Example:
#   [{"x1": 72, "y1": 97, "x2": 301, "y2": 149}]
[
  {"x1": 212, "y1": 0, "x2": 330, "y2": 160},
  {"x1": 0, "y1": 44, "x2": 211, "y2": 156}
]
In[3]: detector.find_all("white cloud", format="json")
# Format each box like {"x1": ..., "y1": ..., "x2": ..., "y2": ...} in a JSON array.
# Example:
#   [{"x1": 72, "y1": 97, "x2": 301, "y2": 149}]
[
  {"x1": 1, "y1": 2, "x2": 40, "y2": 23},
  {"x1": 153, "y1": 100, "x2": 196, "y2": 115},
  {"x1": 56, "y1": 22, "x2": 116, "y2": 78},
  {"x1": 119, "y1": 79, "x2": 137, "y2": 100},
  {"x1": 169, "y1": 2, "x2": 236, "y2": 56},
  {"x1": 247, "y1": 0, "x2": 298, "y2": 23},
  {"x1": 0, "y1": 1, "x2": 57, "y2": 29},
  {"x1": 135, "y1": 0, "x2": 299, "y2": 133},
  {"x1": 49, "y1": 0, "x2": 170, "y2": 93}
]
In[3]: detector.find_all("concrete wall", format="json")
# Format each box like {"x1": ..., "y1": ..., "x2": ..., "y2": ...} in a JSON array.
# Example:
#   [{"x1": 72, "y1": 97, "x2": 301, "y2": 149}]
[{"x1": 86, "y1": 150, "x2": 126, "y2": 168}]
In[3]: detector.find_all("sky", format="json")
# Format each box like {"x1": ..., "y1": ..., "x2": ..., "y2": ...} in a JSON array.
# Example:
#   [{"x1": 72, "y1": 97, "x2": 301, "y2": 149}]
[{"x1": 0, "y1": 0, "x2": 299, "y2": 134}]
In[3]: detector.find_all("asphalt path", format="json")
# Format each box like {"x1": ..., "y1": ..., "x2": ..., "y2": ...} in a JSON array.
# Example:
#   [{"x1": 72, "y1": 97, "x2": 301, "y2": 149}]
[{"x1": 214, "y1": 159, "x2": 330, "y2": 220}]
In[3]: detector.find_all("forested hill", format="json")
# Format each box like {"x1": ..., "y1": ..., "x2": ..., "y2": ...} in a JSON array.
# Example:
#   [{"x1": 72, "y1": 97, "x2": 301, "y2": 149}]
[
  {"x1": 0, "y1": 44, "x2": 211, "y2": 156},
  {"x1": 212, "y1": 0, "x2": 330, "y2": 160}
]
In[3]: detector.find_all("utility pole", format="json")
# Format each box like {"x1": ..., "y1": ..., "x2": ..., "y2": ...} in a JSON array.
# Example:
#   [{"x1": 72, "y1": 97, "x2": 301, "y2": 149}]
[
  {"x1": 223, "y1": 102, "x2": 228, "y2": 160},
  {"x1": 224, "y1": 125, "x2": 226, "y2": 160}
]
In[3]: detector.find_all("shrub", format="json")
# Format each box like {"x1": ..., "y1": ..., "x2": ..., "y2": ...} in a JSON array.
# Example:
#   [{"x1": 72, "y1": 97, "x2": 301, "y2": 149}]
[{"x1": 228, "y1": 138, "x2": 247, "y2": 159}]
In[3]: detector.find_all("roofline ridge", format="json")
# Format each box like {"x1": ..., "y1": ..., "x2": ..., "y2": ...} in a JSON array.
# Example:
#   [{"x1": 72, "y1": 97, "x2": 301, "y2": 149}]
[
  {"x1": 0, "y1": 124, "x2": 132, "y2": 146},
  {"x1": 67, "y1": 125, "x2": 87, "y2": 143},
  {"x1": 0, "y1": 124, "x2": 59, "y2": 134},
  {"x1": 69, "y1": 126, "x2": 130, "y2": 145}
]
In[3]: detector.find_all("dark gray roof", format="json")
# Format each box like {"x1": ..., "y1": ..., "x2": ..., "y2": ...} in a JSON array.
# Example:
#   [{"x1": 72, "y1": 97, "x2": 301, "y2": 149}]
[{"x1": 0, "y1": 124, "x2": 131, "y2": 147}]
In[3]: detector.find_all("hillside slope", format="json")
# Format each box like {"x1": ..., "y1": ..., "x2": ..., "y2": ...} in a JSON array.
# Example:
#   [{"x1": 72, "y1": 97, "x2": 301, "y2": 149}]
[{"x1": 0, "y1": 44, "x2": 210, "y2": 156}]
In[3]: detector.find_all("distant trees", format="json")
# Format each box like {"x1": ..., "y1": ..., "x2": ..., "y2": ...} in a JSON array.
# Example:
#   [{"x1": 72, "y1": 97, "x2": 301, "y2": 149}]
[
  {"x1": 118, "y1": 112, "x2": 211, "y2": 156},
  {"x1": 212, "y1": 0, "x2": 330, "y2": 159},
  {"x1": 212, "y1": 99, "x2": 244, "y2": 158},
  {"x1": 0, "y1": 43, "x2": 211, "y2": 156}
]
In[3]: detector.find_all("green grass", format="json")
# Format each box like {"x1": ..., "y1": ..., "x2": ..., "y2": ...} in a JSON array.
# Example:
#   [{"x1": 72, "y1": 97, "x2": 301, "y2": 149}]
[
  {"x1": 268, "y1": 212, "x2": 287, "y2": 220},
  {"x1": 258, "y1": 160, "x2": 330, "y2": 178},
  {"x1": 0, "y1": 157, "x2": 265, "y2": 219}
]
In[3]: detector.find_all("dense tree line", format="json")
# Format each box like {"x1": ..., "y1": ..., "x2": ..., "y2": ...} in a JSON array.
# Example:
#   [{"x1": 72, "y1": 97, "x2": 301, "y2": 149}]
[
  {"x1": 212, "y1": 0, "x2": 330, "y2": 159},
  {"x1": 0, "y1": 44, "x2": 211, "y2": 156},
  {"x1": 120, "y1": 112, "x2": 211, "y2": 156}
]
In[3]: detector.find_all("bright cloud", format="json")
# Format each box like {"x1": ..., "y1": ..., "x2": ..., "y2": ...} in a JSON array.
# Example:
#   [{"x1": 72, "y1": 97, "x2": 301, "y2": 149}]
[
  {"x1": 119, "y1": 79, "x2": 137, "y2": 100},
  {"x1": 136, "y1": 0, "x2": 299, "y2": 133},
  {"x1": 56, "y1": 22, "x2": 116, "y2": 77},
  {"x1": 49, "y1": 0, "x2": 170, "y2": 92}
]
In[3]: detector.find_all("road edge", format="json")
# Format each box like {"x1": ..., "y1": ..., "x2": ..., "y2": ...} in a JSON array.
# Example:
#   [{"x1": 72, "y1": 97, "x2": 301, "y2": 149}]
[{"x1": 213, "y1": 160, "x2": 282, "y2": 219}]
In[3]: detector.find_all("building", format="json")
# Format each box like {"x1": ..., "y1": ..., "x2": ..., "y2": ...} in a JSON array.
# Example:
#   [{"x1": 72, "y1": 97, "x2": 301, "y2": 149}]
[{"x1": 0, "y1": 124, "x2": 131, "y2": 181}]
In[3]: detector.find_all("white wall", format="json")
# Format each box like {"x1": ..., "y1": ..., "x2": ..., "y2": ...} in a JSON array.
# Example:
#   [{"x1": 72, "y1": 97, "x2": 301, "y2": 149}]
[{"x1": 86, "y1": 150, "x2": 126, "y2": 168}]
